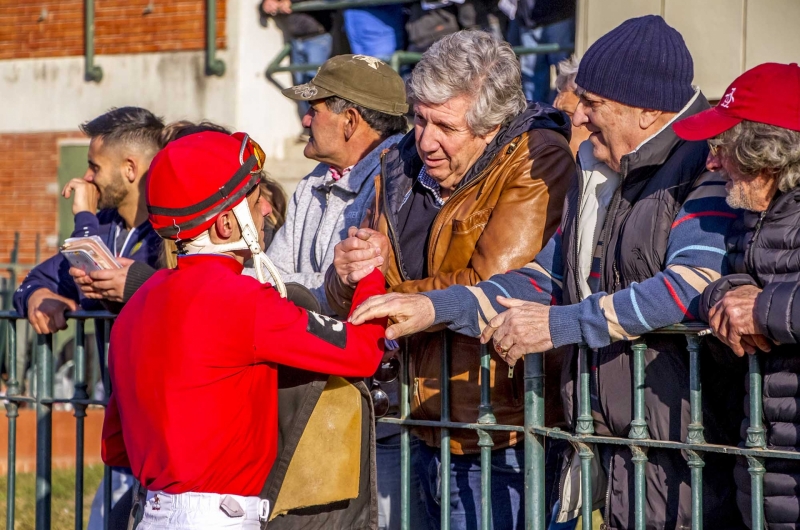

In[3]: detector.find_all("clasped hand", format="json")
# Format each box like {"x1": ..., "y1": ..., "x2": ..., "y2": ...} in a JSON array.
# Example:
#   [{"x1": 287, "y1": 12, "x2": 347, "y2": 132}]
[
  {"x1": 707, "y1": 285, "x2": 773, "y2": 356},
  {"x1": 479, "y1": 297, "x2": 552, "y2": 367},
  {"x1": 333, "y1": 226, "x2": 389, "y2": 287}
]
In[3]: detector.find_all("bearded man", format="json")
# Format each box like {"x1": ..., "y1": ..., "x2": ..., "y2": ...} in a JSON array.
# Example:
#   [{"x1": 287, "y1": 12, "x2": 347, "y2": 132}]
[{"x1": 678, "y1": 63, "x2": 800, "y2": 529}]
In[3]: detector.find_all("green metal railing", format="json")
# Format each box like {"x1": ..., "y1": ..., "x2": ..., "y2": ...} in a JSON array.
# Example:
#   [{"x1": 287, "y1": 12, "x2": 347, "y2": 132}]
[
  {"x1": 3, "y1": 310, "x2": 115, "y2": 530},
  {"x1": 5, "y1": 312, "x2": 794, "y2": 529},
  {"x1": 81, "y1": 0, "x2": 225, "y2": 81},
  {"x1": 84, "y1": 0, "x2": 103, "y2": 82},
  {"x1": 265, "y1": 43, "x2": 573, "y2": 89},
  {"x1": 377, "y1": 324, "x2": 799, "y2": 530},
  {"x1": 205, "y1": 0, "x2": 226, "y2": 76}
]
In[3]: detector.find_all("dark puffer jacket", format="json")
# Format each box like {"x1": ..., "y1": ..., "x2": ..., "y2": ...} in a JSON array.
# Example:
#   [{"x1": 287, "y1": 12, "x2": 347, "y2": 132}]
[{"x1": 701, "y1": 185, "x2": 800, "y2": 530}]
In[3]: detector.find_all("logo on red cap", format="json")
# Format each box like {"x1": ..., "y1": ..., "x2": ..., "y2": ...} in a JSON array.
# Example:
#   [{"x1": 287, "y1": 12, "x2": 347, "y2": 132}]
[{"x1": 720, "y1": 87, "x2": 736, "y2": 109}]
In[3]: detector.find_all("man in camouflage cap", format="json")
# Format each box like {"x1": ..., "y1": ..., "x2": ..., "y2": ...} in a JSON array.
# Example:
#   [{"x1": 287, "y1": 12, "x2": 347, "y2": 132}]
[
  {"x1": 244, "y1": 53, "x2": 409, "y2": 530},
  {"x1": 248, "y1": 54, "x2": 407, "y2": 312}
]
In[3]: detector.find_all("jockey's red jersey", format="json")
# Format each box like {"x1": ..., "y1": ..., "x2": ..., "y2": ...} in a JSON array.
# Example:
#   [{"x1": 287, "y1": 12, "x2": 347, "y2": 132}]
[{"x1": 101, "y1": 254, "x2": 386, "y2": 495}]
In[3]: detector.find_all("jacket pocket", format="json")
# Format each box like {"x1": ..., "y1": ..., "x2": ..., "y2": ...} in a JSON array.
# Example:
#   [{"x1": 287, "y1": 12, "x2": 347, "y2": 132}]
[{"x1": 452, "y1": 207, "x2": 493, "y2": 234}]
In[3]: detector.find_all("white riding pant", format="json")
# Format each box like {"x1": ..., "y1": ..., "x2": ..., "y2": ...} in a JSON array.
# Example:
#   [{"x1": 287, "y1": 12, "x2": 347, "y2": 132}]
[{"x1": 137, "y1": 490, "x2": 269, "y2": 530}]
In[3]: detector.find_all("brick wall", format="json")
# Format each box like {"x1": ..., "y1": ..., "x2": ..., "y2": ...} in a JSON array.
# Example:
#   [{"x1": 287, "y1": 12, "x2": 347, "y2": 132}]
[
  {"x1": 0, "y1": 0, "x2": 226, "y2": 60},
  {"x1": 0, "y1": 132, "x2": 82, "y2": 270}
]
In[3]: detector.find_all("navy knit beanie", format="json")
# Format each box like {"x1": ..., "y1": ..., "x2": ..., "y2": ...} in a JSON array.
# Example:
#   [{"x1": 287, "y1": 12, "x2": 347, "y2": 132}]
[{"x1": 575, "y1": 15, "x2": 694, "y2": 112}]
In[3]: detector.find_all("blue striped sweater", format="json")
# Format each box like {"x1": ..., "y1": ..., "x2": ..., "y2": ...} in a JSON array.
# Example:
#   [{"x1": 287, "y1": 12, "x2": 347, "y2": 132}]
[{"x1": 425, "y1": 170, "x2": 739, "y2": 349}]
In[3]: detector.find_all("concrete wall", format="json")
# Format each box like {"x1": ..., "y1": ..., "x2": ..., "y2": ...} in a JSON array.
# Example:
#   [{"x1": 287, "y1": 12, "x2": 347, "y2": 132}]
[{"x1": 576, "y1": 0, "x2": 800, "y2": 100}]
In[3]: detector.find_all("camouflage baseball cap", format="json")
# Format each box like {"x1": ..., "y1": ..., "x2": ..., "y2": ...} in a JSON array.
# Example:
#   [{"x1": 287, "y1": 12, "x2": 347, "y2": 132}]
[{"x1": 282, "y1": 54, "x2": 408, "y2": 116}]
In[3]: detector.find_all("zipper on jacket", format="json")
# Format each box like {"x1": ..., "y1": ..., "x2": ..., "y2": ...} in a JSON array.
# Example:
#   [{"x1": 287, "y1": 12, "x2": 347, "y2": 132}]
[
  {"x1": 310, "y1": 185, "x2": 332, "y2": 271},
  {"x1": 572, "y1": 182, "x2": 583, "y2": 303},
  {"x1": 380, "y1": 156, "x2": 409, "y2": 282},
  {"x1": 597, "y1": 186, "x2": 623, "y2": 295},
  {"x1": 556, "y1": 450, "x2": 568, "y2": 520},
  {"x1": 601, "y1": 452, "x2": 613, "y2": 530},
  {"x1": 510, "y1": 369, "x2": 520, "y2": 404},
  {"x1": 746, "y1": 211, "x2": 768, "y2": 275}
]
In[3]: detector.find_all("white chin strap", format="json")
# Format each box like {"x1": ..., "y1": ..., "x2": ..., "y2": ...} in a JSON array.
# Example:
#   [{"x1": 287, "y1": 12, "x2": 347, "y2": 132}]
[{"x1": 179, "y1": 200, "x2": 287, "y2": 298}]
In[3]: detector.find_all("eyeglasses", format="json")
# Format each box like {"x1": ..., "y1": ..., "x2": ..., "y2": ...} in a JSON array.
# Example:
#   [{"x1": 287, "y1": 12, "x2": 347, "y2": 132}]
[
  {"x1": 236, "y1": 133, "x2": 266, "y2": 174},
  {"x1": 707, "y1": 139, "x2": 723, "y2": 157},
  {"x1": 370, "y1": 356, "x2": 400, "y2": 418}
]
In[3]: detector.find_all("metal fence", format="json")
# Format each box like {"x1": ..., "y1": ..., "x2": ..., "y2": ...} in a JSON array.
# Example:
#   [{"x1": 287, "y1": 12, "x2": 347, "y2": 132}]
[
  {"x1": 3, "y1": 311, "x2": 115, "y2": 530},
  {"x1": 377, "y1": 325, "x2": 800, "y2": 530},
  {"x1": 4, "y1": 313, "x2": 797, "y2": 529},
  {"x1": 261, "y1": 0, "x2": 573, "y2": 88},
  {"x1": 265, "y1": 43, "x2": 574, "y2": 89}
]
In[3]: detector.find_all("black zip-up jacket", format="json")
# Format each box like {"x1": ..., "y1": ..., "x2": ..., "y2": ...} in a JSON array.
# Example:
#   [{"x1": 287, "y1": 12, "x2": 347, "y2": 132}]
[{"x1": 701, "y1": 185, "x2": 800, "y2": 530}]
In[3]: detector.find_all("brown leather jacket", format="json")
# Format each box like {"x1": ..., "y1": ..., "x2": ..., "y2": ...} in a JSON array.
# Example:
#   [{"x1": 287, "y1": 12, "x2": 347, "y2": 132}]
[{"x1": 326, "y1": 104, "x2": 575, "y2": 453}]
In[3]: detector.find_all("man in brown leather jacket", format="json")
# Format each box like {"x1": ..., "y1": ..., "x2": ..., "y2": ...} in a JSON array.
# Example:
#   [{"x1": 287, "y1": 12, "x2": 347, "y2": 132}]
[{"x1": 324, "y1": 30, "x2": 575, "y2": 529}]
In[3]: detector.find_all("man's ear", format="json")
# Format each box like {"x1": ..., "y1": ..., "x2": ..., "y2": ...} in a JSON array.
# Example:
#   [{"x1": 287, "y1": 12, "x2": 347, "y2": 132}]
[
  {"x1": 213, "y1": 211, "x2": 235, "y2": 242},
  {"x1": 639, "y1": 108, "x2": 663, "y2": 130},
  {"x1": 123, "y1": 156, "x2": 138, "y2": 184},
  {"x1": 482, "y1": 124, "x2": 501, "y2": 146},
  {"x1": 343, "y1": 107, "x2": 361, "y2": 141}
]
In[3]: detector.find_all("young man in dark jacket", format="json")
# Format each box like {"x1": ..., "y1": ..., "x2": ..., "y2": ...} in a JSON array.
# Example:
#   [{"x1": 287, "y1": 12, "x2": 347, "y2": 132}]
[
  {"x1": 14, "y1": 107, "x2": 164, "y2": 330},
  {"x1": 13, "y1": 106, "x2": 164, "y2": 530},
  {"x1": 676, "y1": 63, "x2": 800, "y2": 529},
  {"x1": 350, "y1": 16, "x2": 745, "y2": 529}
]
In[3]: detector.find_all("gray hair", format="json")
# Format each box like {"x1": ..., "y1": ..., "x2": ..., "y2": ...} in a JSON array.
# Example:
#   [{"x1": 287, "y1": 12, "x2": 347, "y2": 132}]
[
  {"x1": 325, "y1": 97, "x2": 408, "y2": 138},
  {"x1": 555, "y1": 55, "x2": 580, "y2": 93},
  {"x1": 407, "y1": 30, "x2": 527, "y2": 136},
  {"x1": 716, "y1": 120, "x2": 800, "y2": 192}
]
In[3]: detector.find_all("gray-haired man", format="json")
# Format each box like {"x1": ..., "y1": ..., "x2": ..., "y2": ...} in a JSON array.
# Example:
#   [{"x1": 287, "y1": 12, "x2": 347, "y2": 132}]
[
  {"x1": 685, "y1": 62, "x2": 800, "y2": 529},
  {"x1": 246, "y1": 54, "x2": 407, "y2": 315}
]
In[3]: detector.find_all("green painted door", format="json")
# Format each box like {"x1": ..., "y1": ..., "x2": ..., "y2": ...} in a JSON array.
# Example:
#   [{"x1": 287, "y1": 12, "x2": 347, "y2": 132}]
[
  {"x1": 57, "y1": 144, "x2": 89, "y2": 245},
  {"x1": 55, "y1": 144, "x2": 92, "y2": 364}
]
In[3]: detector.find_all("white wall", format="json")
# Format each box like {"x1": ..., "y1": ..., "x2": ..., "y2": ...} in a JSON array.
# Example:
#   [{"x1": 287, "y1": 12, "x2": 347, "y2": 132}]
[
  {"x1": 576, "y1": 0, "x2": 800, "y2": 100},
  {"x1": 0, "y1": 0, "x2": 302, "y2": 159}
]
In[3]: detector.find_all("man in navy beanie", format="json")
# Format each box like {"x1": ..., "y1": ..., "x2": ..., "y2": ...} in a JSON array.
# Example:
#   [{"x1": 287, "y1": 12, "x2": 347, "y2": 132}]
[{"x1": 348, "y1": 15, "x2": 745, "y2": 529}]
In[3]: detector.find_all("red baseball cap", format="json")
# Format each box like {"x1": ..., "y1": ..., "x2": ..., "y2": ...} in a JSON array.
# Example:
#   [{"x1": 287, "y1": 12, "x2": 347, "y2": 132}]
[
  {"x1": 673, "y1": 62, "x2": 800, "y2": 141},
  {"x1": 147, "y1": 131, "x2": 263, "y2": 240}
]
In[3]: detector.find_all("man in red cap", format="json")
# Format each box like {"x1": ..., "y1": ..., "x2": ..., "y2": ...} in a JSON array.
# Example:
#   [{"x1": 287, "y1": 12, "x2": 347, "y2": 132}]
[
  {"x1": 101, "y1": 131, "x2": 387, "y2": 529},
  {"x1": 674, "y1": 62, "x2": 800, "y2": 528}
]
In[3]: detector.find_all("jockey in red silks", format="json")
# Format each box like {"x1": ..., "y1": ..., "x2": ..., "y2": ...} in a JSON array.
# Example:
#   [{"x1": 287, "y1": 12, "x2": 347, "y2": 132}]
[{"x1": 101, "y1": 131, "x2": 387, "y2": 529}]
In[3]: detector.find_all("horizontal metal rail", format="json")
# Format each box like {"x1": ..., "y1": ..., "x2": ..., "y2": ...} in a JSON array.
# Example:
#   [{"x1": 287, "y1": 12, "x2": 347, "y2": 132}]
[
  {"x1": 289, "y1": 0, "x2": 416, "y2": 12},
  {"x1": 378, "y1": 322, "x2": 780, "y2": 529},
  {"x1": 265, "y1": 43, "x2": 573, "y2": 89}
]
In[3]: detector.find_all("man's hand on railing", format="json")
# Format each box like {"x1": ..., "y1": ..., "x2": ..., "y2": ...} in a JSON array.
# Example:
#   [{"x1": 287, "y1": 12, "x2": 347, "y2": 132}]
[
  {"x1": 480, "y1": 297, "x2": 552, "y2": 367},
  {"x1": 333, "y1": 227, "x2": 388, "y2": 287},
  {"x1": 69, "y1": 257, "x2": 134, "y2": 303},
  {"x1": 349, "y1": 293, "x2": 435, "y2": 340},
  {"x1": 26, "y1": 287, "x2": 79, "y2": 334},
  {"x1": 707, "y1": 285, "x2": 773, "y2": 356}
]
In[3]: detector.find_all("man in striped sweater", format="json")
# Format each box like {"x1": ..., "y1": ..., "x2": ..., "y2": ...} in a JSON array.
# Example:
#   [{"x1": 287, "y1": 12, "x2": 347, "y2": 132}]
[{"x1": 349, "y1": 16, "x2": 745, "y2": 529}]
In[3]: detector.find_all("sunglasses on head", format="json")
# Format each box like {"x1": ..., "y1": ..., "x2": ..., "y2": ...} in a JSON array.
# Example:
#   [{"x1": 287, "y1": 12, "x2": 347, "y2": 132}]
[{"x1": 235, "y1": 133, "x2": 266, "y2": 174}]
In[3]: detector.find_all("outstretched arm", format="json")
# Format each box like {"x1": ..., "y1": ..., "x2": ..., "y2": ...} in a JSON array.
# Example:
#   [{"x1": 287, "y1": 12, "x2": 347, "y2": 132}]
[{"x1": 255, "y1": 269, "x2": 387, "y2": 377}]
